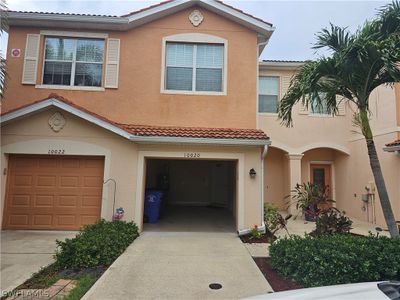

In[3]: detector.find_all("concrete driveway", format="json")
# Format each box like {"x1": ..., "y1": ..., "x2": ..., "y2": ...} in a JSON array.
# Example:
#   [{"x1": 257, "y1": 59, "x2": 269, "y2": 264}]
[
  {"x1": 1, "y1": 230, "x2": 76, "y2": 294},
  {"x1": 83, "y1": 232, "x2": 272, "y2": 300}
]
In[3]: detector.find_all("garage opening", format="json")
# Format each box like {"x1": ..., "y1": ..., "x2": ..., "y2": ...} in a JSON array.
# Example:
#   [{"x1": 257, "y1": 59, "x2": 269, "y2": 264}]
[{"x1": 143, "y1": 159, "x2": 236, "y2": 232}]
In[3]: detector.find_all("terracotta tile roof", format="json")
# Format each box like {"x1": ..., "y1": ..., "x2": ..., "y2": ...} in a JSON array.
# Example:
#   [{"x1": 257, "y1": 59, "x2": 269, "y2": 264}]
[
  {"x1": 385, "y1": 140, "x2": 400, "y2": 147},
  {"x1": 121, "y1": 0, "x2": 174, "y2": 17},
  {"x1": 1, "y1": 94, "x2": 269, "y2": 141},
  {"x1": 119, "y1": 124, "x2": 269, "y2": 140},
  {"x1": 10, "y1": 0, "x2": 273, "y2": 27},
  {"x1": 7, "y1": 10, "x2": 118, "y2": 18}
]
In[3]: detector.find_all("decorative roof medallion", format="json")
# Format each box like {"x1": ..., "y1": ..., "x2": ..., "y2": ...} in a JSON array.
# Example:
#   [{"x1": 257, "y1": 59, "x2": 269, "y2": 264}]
[
  {"x1": 48, "y1": 112, "x2": 66, "y2": 132},
  {"x1": 189, "y1": 10, "x2": 203, "y2": 27}
]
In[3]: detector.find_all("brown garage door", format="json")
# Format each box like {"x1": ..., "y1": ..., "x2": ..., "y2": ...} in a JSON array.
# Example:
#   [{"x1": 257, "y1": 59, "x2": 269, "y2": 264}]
[{"x1": 3, "y1": 155, "x2": 104, "y2": 230}]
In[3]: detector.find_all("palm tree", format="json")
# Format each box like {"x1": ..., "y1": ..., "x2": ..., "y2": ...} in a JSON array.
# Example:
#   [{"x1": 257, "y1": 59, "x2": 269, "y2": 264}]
[
  {"x1": 0, "y1": 0, "x2": 8, "y2": 99},
  {"x1": 278, "y1": 1, "x2": 400, "y2": 237}
]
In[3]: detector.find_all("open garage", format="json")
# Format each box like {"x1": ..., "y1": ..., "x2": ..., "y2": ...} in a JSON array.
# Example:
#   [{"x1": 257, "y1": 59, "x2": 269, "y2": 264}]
[{"x1": 143, "y1": 159, "x2": 237, "y2": 232}]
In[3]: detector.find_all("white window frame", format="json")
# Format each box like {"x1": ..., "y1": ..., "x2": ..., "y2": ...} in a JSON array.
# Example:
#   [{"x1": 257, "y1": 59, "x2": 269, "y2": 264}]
[
  {"x1": 258, "y1": 76, "x2": 280, "y2": 115},
  {"x1": 309, "y1": 94, "x2": 332, "y2": 117},
  {"x1": 161, "y1": 33, "x2": 228, "y2": 96},
  {"x1": 37, "y1": 33, "x2": 106, "y2": 91}
]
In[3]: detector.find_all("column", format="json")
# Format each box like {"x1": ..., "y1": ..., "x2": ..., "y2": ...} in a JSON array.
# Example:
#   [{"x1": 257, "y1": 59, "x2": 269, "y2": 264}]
[{"x1": 286, "y1": 154, "x2": 303, "y2": 215}]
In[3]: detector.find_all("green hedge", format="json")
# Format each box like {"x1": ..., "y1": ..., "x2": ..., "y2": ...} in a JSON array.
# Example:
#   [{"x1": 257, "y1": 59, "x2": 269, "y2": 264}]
[
  {"x1": 55, "y1": 220, "x2": 139, "y2": 269},
  {"x1": 269, "y1": 234, "x2": 400, "y2": 287}
]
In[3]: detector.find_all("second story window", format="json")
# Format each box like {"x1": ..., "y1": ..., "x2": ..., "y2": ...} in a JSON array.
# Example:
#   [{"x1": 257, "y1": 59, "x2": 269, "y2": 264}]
[
  {"x1": 165, "y1": 42, "x2": 224, "y2": 92},
  {"x1": 310, "y1": 95, "x2": 330, "y2": 115},
  {"x1": 259, "y1": 76, "x2": 279, "y2": 113},
  {"x1": 43, "y1": 37, "x2": 104, "y2": 87}
]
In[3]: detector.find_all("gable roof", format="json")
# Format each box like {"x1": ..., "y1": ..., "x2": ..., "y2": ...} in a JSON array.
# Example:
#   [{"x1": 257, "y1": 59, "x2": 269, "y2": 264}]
[
  {"x1": 8, "y1": 0, "x2": 274, "y2": 45},
  {"x1": 0, "y1": 94, "x2": 270, "y2": 146}
]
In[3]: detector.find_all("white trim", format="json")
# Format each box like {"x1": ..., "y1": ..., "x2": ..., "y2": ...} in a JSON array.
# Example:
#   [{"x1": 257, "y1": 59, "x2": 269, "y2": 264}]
[
  {"x1": 134, "y1": 150, "x2": 246, "y2": 232},
  {"x1": 40, "y1": 30, "x2": 108, "y2": 39},
  {"x1": 35, "y1": 85, "x2": 105, "y2": 92},
  {"x1": 130, "y1": 135, "x2": 271, "y2": 146},
  {"x1": 309, "y1": 160, "x2": 336, "y2": 207},
  {"x1": 1, "y1": 139, "x2": 112, "y2": 219},
  {"x1": 160, "y1": 33, "x2": 228, "y2": 96},
  {"x1": 298, "y1": 143, "x2": 351, "y2": 155},
  {"x1": 0, "y1": 98, "x2": 131, "y2": 140},
  {"x1": 259, "y1": 61, "x2": 304, "y2": 70},
  {"x1": 383, "y1": 145, "x2": 400, "y2": 152},
  {"x1": 8, "y1": 1, "x2": 274, "y2": 40}
]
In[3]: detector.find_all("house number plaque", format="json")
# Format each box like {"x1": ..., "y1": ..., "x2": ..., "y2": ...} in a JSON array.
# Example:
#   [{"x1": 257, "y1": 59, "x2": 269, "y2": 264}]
[{"x1": 184, "y1": 153, "x2": 200, "y2": 158}]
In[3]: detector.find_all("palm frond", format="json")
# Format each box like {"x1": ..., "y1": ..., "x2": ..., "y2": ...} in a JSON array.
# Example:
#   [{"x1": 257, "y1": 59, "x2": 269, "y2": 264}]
[{"x1": 313, "y1": 23, "x2": 354, "y2": 52}]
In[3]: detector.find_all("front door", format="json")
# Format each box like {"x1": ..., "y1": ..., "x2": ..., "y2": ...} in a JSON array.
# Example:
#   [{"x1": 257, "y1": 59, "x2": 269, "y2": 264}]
[{"x1": 310, "y1": 164, "x2": 332, "y2": 198}]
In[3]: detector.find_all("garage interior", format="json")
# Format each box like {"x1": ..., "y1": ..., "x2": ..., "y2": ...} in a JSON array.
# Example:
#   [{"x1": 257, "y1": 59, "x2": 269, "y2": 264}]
[{"x1": 144, "y1": 159, "x2": 237, "y2": 232}]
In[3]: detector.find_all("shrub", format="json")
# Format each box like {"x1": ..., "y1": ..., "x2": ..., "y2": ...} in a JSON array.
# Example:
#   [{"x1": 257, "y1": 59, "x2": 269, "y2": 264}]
[
  {"x1": 264, "y1": 203, "x2": 291, "y2": 236},
  {"x1": 269, "y1": 234, "x2": 400, "y2": 287},
  {"x1": 250, "y1": 225, "x2": 262, "y2": 239},
  {"x1": 264, "y1": 204, "x2": 281, "y2": 233},
  {"x1": 55, "y1": 220, "x2": 139, "y2": 269},
  {"x1": 313, "y1": 207, "x2": 353, "y2": 236}
]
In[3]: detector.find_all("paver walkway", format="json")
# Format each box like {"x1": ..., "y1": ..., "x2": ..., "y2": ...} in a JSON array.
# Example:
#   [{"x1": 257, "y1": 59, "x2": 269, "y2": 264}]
[{"x1": 83, "y1": 232, "x2": 272, "y2": 300}]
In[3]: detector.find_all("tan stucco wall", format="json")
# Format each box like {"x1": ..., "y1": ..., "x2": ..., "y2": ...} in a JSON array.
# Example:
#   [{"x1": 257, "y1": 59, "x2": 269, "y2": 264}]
[
  {"x1": 264, "y1": 147, "x2": 287, "y2": 209},
  {"x1": 1, "y1": 109, "x2": 264, "y2": 232},
  {"x1": 1, "y1": 108, "x2": 139, "y2": 227},
  {"x1": 259, "y1": 67, "x2": 399, "y2": 227},
  {"x1": 3, "y1": 6, "x2": 258, "y2": 129}
]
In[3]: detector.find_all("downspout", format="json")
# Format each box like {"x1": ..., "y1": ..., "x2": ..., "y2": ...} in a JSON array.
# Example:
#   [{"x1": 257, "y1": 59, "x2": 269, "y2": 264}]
[
  {"x1": 256, "y1": 39, "x2": 269, "y2": 129},
  {"x1": 257, "y1": 38, "x2": 270, "y2": 233},
  {"x1": 260, "y1": 144, "x2": 269, "y2": 233}
]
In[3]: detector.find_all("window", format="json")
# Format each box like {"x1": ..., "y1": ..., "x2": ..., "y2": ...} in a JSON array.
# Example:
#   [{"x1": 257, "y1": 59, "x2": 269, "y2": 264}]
[
  {"x1": 165, "y1": 42, "x2": 224, "y2": 92},
  {"x1": 43, "y1": 37, "x2": 104, "y2": 87},
  {"x1": 259, "y1": 77, "x2": 279, "y2": 113},
  {"x1": 310, "y1": 94, "x2": 330, "y2": 115}
]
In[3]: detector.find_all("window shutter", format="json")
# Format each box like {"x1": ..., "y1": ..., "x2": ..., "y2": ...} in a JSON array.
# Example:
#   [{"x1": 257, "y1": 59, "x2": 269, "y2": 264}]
[
  {"x1": 280, "y1": 75, "x2": 291, "y2": 100},
  {"x1": 105, "y1": 38, "x2": 120, "y2": 88},
  {"x1": 22, "y1": 34, "x2": 40, "y2": 84},
  {"x1": 336, "y1": 95, "x2": 346, "y2": 116}
]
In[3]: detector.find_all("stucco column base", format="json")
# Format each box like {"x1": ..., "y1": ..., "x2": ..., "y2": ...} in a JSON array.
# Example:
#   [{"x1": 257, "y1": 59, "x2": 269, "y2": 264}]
[{"x1": 286, "y1": 154, "x2": 304, "y2": 217}]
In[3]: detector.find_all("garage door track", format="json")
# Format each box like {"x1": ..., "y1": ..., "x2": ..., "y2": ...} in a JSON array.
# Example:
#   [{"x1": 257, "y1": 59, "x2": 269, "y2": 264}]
[{"x1": 83, "y1": 232, "x2": 272, "y2": 299}]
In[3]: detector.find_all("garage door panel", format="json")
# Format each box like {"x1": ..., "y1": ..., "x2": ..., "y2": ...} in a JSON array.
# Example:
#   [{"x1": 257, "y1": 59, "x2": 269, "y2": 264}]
[
  {"x1": 32, "y1": 214, "x2": 53, "y2": 226},
  {"x1": 34, "y1": 195, "x2": 55, "y2": 207},
  {"x1": 8, "y1": 214, "x2": 30, "y2": 226},
  {"x1": 14, "y1": 175, "x2": 33, "y2": 187},
  {"x1": 58, "y1": 195, "x2": 78, "y2": 207},
  {"x1": 56, "y1": 215, "x2": 77, "y2": 226},
  {"x1": 36, "y1": 175, "x2": 57, "y2": 187},
  {"x1": 83, "y1": 176, "x2": 103, "y2": 187},
  {"x1": 9, "y1": 195, "x2": 31, "y2": 207},
  {"x1": 38, "y1": 157, "x2": 58, "y2": 168},
  {"x1": 60, "y1": 176, "x2": 80, "y2": 187},
  {"x1": 4, "y1": 155, "x2": 104, "y2": 230},
  {"x1": 80, "y1": 215, "x2": 99, "y2": 225},
  {"x1": 61, "y1": 158, "x2": 81, "y2": 169},
  {"x1": 82, "y1": 196, "x2": 101, "y2": 207}
]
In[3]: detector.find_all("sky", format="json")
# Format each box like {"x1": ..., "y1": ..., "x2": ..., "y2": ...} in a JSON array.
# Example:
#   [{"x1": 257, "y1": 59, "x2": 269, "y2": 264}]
[{"x1": 0, "y1": 0, "x2": 391, "y2": 60}]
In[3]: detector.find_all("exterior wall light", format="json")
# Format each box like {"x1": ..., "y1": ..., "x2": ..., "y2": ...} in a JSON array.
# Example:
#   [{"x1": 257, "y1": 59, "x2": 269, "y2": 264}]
[{"x1": 249, "y1": 168, "x2": 256, "y2": 178}]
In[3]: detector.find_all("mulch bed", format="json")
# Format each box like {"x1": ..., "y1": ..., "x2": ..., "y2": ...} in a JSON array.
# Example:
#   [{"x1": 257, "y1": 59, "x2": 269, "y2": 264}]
[
  {"x1": 239, "y1": 231, "x2": 276, "y2": 243},
  {"x1": 253, "y1": 257, "x2": 304, "y2": 292}
]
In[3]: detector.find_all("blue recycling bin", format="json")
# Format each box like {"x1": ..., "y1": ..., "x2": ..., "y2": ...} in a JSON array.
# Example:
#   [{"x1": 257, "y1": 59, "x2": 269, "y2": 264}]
[{"x1": 144, "y1": 191, "x2": 163, "y2": 223}]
